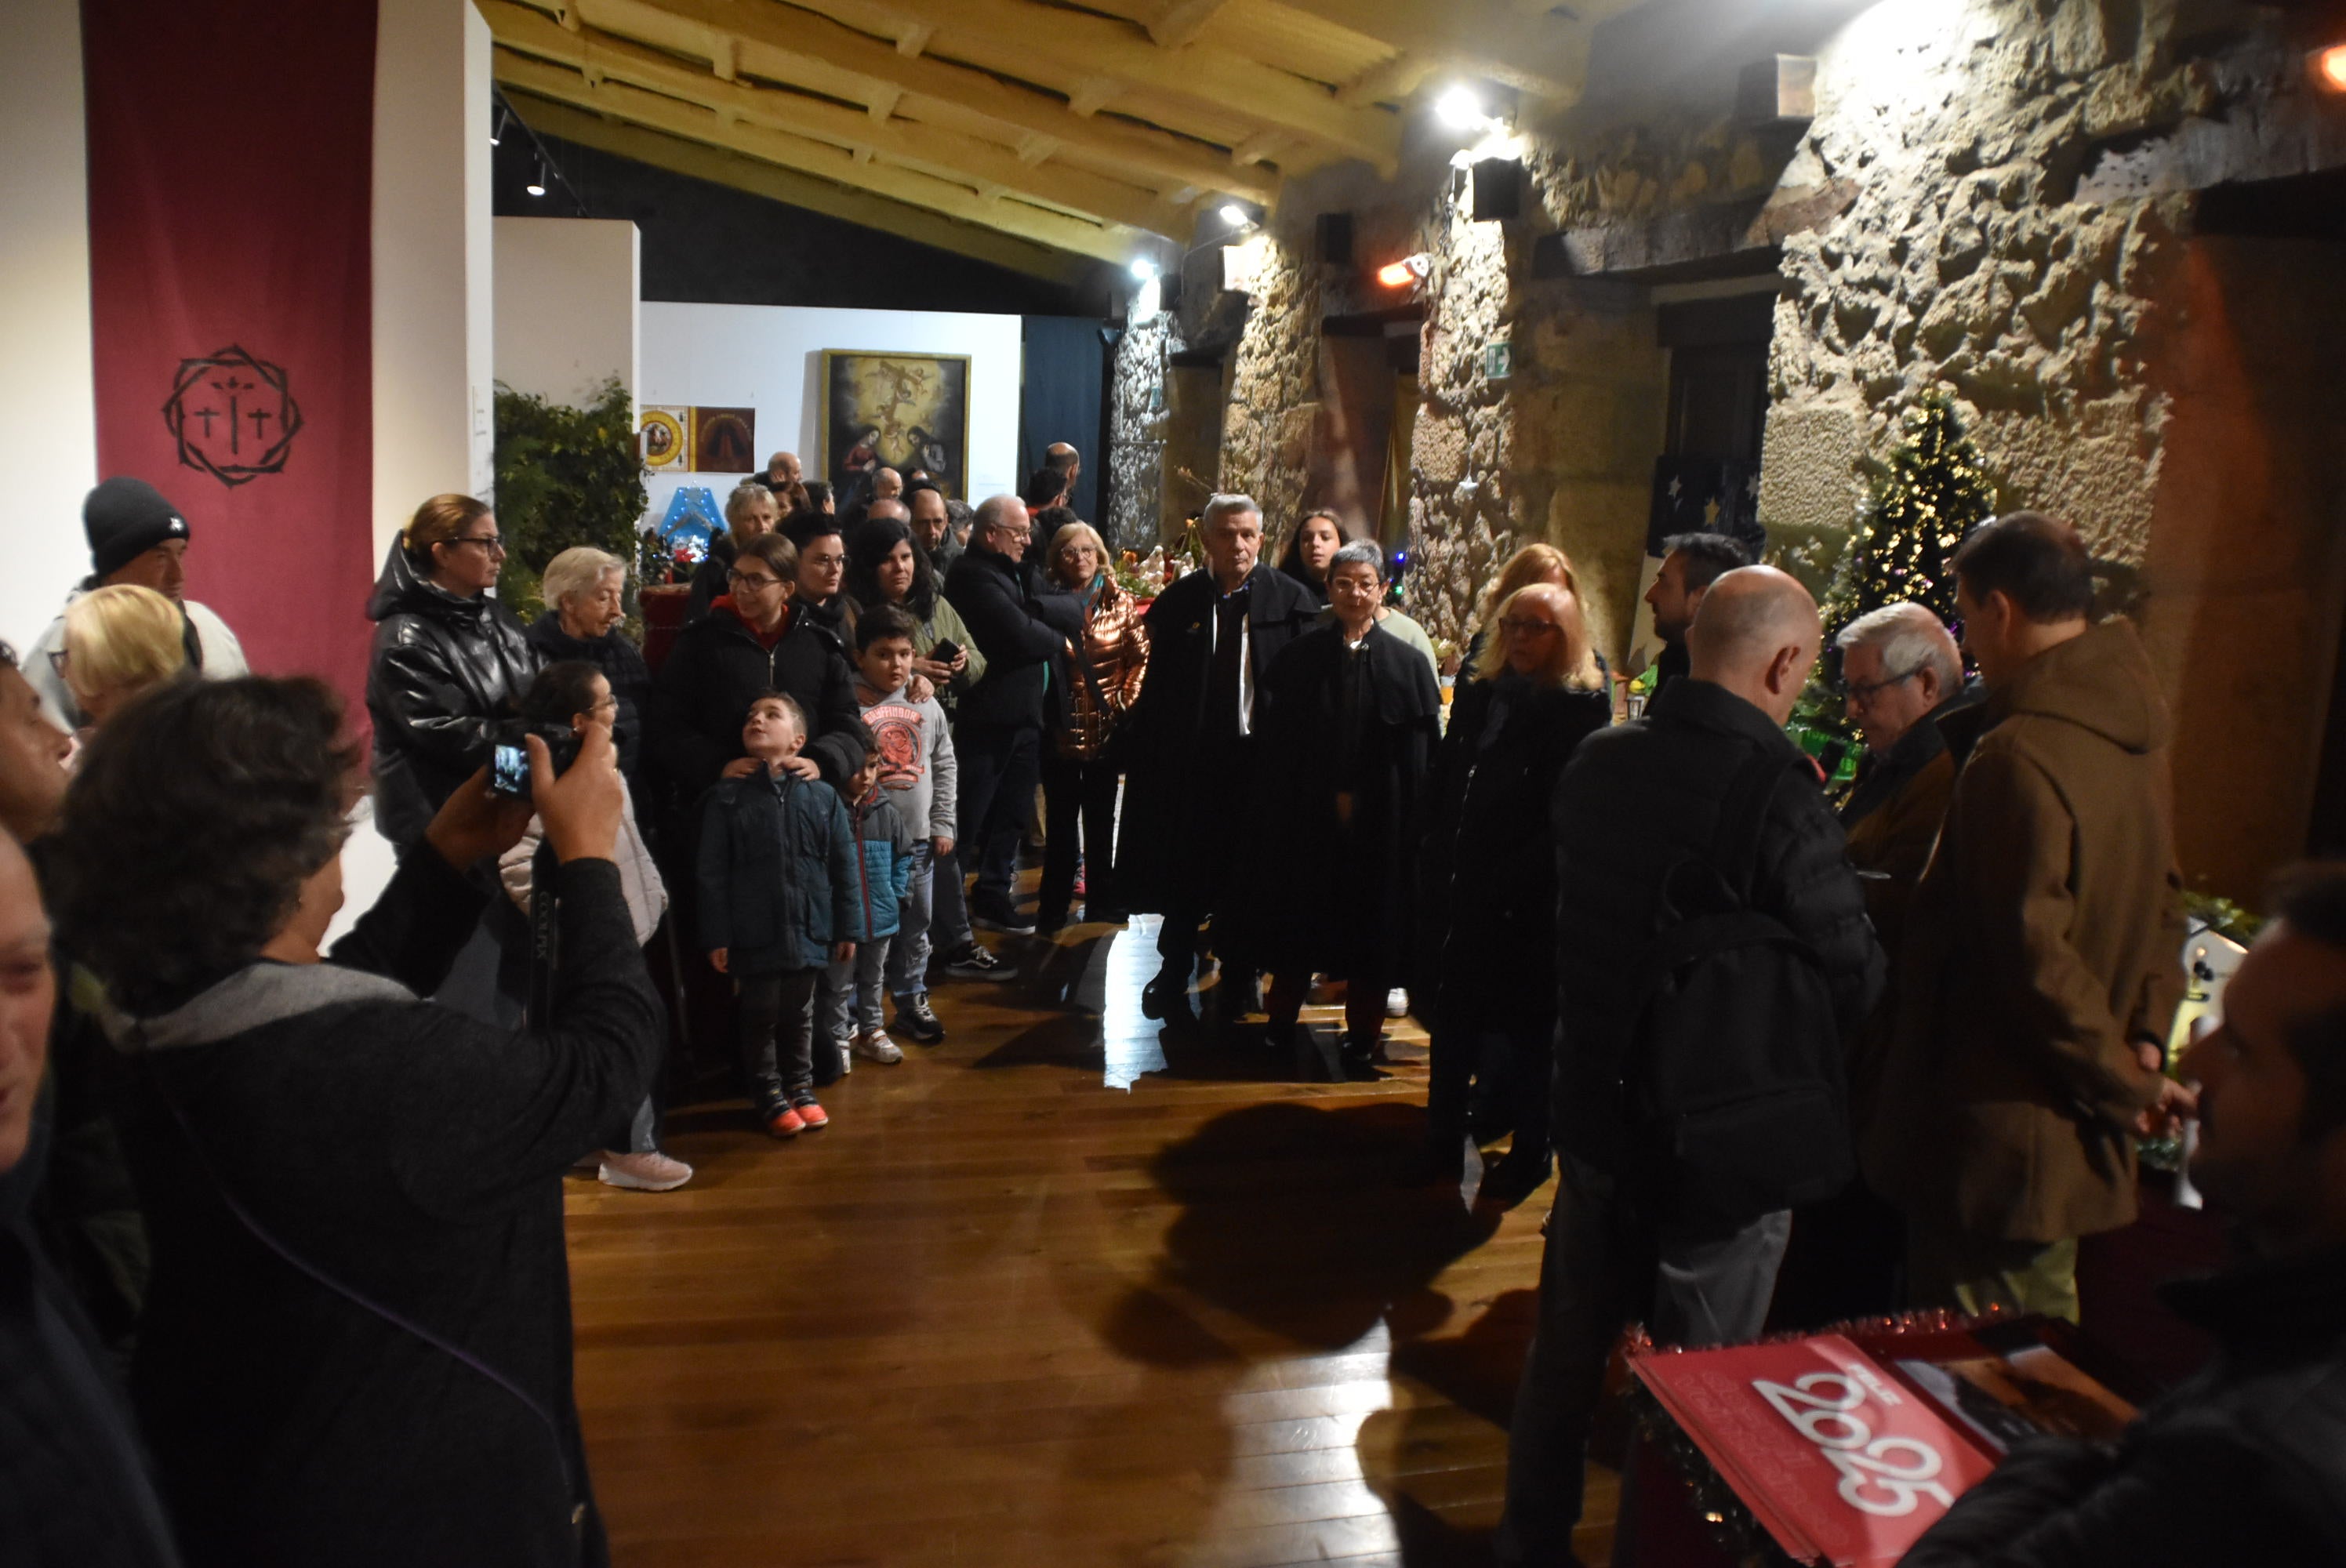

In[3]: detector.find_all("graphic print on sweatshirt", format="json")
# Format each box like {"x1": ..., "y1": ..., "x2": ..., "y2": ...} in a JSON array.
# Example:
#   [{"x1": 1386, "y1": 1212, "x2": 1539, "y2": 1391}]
[{"x1": 862, "y1": 697, "x2": 927, "y2": 794}]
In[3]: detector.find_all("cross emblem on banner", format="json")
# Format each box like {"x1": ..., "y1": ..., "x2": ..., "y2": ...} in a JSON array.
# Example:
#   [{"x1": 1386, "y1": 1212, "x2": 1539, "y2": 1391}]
[{"x1": 162, "y1": 344, "x2": 303, "y2": 487}]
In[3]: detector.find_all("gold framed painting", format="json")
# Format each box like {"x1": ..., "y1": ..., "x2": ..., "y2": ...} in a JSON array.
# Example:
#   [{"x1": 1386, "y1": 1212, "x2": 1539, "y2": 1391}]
[
  {"x1": 819, "y1": 350, "x2": 972, "y2": 509},
  {"x1": 639, "y1": 405, "x2": 691, "y2": 471}
]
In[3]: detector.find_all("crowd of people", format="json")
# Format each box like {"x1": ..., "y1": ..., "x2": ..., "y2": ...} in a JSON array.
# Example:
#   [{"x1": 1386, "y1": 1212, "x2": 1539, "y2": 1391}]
[{"x1": 3, "y1": 451, "x2": 2344, "y2": 1566}]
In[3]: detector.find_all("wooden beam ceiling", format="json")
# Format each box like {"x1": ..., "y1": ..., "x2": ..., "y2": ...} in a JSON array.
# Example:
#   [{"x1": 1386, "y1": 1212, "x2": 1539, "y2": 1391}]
[
  {"x1": 485, "y1": 0, "x2": 1640, "y2": 265},
  {"x1": 495, "y1": 54, "x2": 1151, "y2": 263},
  {"x1": 506, "y1": 91, "x2": 1102, "y2": 284},
  {"x1": 486, "y1": 2, "x2": 1188, "y2": 235}
]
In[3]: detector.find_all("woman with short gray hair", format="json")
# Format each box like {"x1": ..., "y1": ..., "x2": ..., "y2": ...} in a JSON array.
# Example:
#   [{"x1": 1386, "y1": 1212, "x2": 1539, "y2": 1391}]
[{"x1": 525, "y1": 545, "x2": 652, "y2": 787}]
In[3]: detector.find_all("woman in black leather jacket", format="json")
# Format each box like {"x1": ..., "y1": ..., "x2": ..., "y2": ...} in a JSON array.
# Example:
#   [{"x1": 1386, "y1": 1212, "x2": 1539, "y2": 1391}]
[{"x1": 365, "y1": 495, "x2": 539, "y2": 849}]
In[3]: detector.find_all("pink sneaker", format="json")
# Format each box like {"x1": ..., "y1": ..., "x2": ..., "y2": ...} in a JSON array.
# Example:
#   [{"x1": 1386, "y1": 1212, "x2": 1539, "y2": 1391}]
[{"x1": 598, "y1": 1151, "x2": 694, "y2": 1191}]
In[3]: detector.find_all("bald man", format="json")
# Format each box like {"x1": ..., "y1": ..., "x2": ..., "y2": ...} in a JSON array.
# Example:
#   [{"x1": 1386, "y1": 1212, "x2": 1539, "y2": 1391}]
[
  {"x1": 1498, "y1": 565, "x2": 1883, "y2": 1566},
  {"x1": 764, "y1": 451, "x2": 801, "y2": 489},
  {"x1": 872, "y1": 467, "x2": 903, "y2": 503}
]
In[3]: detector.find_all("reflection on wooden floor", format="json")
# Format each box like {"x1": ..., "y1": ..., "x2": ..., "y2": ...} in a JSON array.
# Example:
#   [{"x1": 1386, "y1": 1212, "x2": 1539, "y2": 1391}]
[{"x1": 565, "y1": 913, "x2": 1618, "y2": 1566}]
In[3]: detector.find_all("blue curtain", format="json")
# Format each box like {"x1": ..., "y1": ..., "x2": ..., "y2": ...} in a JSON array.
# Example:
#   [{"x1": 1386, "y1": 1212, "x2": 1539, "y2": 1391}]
[{"x1": 1019, "y1": 315, "x2": 1107, "y2": 524}]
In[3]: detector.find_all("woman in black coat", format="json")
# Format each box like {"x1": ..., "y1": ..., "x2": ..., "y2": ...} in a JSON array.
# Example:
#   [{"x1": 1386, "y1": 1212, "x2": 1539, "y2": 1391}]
[
  {"x1": 365, "y1": 495, "x2": 539, "y2": 849},
  {"x1": 1413, "y1": 581, "x2": 1611, "y2": 1200},
  {"x1": 46, "y1": 677, "x2": 660, "y2": 1568},
  {"x1": 648, "y1": 531, "x2": 868, "y2": 796},
  {"x1": 1242, "y1": 542, "x2": 1440, "y2": 1069}
]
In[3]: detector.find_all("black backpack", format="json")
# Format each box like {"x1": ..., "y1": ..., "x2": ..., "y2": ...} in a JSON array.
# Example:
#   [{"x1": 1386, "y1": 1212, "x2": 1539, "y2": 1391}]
[{"x1": 1622, "y1": 747, "x2": 1854, "y2": 1225}]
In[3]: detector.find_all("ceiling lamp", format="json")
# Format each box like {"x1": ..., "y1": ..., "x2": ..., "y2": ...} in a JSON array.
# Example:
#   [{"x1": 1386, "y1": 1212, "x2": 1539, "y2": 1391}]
[
  {"x1": 1375, "y1": 253, "x2": 1431, "y2": 288},
  {"x1": 1129, "y1": 257, "x2": 1160, "y2": 281},
  {"x1": 2316, "y1": 42, "x2": 2346, "y2": 93},
  {"x1": 526, "y1": 159, "x2": 547, "y2": 198},
  {"x1": 1436, "y1": 85, "x2": 1488, "y2": 131},
  {"x1": 1219, "y1": 201, "x2": 1256, "y2": 230}
]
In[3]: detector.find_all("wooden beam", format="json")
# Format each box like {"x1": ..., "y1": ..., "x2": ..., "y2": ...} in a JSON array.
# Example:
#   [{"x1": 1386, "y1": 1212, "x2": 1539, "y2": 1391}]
[
  {"x1": 1335, "y1": 53, "x2": 1443, "y2": 109},
  {"x1": 1230, "y1": 128, "x2": 1287, "y2": 166},
  {"x1": 504, "y1": 91, "x2": 1099, "y2": 285},
  {"x1": 895, "y1": 23, "x2": 932, "y2": 56},
  {"x1": 1262, "y1": 0, "x2": 1585, "y2": 102},
  {"x1": 492, "y1": 64, "x2": 1150, "y2": 263},
  {"x1": 557, "y1": 0, "x2": 1279, "y2": 208},
  {"x1": 1149, "y1": 0, "x2": 1230, "y2": 49},
  {"x1": 789, "y1": 0, "x2": 1401, "y2": 172},
  {"x1": 1068, "y1": 77, "x2": 1124, "y2": 118},
  {"x1": 485, "y1": 6, "x2": 1187, "y2": 235}
]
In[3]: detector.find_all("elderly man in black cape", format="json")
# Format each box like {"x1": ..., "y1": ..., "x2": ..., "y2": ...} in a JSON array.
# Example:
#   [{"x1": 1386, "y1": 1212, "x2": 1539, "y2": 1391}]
[
  {"x1": 1117, "y1": 495, "x2": 1320, "y2": 1031},
  {"x1": 1236, "y1": 542, "x2": 1440, "y2": 1073}
]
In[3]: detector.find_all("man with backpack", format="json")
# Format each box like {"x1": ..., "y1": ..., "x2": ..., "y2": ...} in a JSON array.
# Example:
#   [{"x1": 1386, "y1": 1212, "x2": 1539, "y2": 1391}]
[{"x1": 1496, "y1": 566, "x2": 1884, "y2": 1566}]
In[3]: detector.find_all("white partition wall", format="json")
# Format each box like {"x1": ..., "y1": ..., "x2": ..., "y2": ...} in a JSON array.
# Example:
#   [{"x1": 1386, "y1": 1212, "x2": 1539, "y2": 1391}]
[
  {"x1": 372, "y1": 0, "x2": 494, "y2": 556},
  {"x1": 495, "y1": 218, "x2": 641, "y2": 410},
  {"x1": 0, "y1": 0, "x2": 99, "y2": 649},
  {"x1": 641, "y1": 303, "x2": 1024, "y2": 522}
]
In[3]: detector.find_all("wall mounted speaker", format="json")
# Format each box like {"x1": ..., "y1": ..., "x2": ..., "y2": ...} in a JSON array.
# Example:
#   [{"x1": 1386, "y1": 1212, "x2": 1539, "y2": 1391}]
[{"x1": 1471, "y1": 157, "x2": 1523, "y2": 222}]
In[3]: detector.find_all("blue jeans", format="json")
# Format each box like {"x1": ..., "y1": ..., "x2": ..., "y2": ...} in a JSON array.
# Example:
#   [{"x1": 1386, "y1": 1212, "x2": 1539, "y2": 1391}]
[{"x1": 887, "y1": 841, "x2": 936, "y2": 999}]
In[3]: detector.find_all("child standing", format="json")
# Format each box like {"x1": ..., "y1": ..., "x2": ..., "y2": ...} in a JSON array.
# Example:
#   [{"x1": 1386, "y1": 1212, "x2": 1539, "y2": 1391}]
[
  {"x1": 696, "y1": 692, "x2": 862, "y2": 1138},
  {"x1": 819, "y1": 753, "x2": 915, "y2": 1068},
  {"x1": 852, "y1": 604, "x2": 959, "y2": 1046}
]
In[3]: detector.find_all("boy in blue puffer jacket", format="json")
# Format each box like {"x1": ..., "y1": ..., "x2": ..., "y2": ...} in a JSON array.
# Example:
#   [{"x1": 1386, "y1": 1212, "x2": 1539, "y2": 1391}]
[
  {"x1": 818, "y1": 752, "x2": 915, "y2": 1073},
  {"x1": 697, "y1": 692, "x2": 863, "y2": 1138}
]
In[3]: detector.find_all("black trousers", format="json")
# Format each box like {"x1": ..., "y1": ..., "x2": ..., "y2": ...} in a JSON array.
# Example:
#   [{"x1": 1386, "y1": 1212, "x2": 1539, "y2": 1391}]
[
  {"x1": 1426, "y1": 1022, "x2": 1552, "y2": 1167},
  {"x1": 954, "y1": 721, "x2": 1041, "y2": 912},
  {"x1": 1038, "y1": 751, "x2": 1120, "y2": 923},
  {"x1": 735, "y1": 967, "x2": 819, "y2": 1104}
]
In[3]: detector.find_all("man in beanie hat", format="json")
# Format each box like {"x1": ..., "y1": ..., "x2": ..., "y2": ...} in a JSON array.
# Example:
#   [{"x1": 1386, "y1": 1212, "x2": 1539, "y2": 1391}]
[{"x1": 24, "y1": 477, "x2": 248, "y2": 729}]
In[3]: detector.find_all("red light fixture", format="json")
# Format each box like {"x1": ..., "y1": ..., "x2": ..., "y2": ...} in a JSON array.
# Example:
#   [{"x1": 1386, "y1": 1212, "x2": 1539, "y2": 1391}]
[
  {"x1": 2318, "y1": 42, "x2": 2346, "y2": 94},
  {"x1": 1376, "y1": 252, "x2": 1431, "y2": 289}
]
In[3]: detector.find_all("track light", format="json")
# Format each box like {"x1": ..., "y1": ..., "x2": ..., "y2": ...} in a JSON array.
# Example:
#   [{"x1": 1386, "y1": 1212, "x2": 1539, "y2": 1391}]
[
  {"x1": 2318, "y1": 42, "x2": 2346, "y2": 93},
  {"x1": 526, "y1": 158, "x2": 547, "y2": 198},
  {"x1": 1375, "y1": 254, "x2": 1431, "y2": 288},
  {"x1": 491, "y1": 106, "x2": 510, "y2": 147},
  {"x1": 1436, "y1": 84, "x2": 1488, "y2": 130}
]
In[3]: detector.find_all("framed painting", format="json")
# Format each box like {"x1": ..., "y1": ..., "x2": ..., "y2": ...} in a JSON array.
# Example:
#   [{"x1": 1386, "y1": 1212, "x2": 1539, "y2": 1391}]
[
  {"x1": 639, "y1": 405, "x2": 691, "y2": 471},
  {"x1": 819, "y1": 350, "x2": 971, "y2": 509},
  {"x1": 692, "y1": 406, "x2": 757, "y2": 474}
]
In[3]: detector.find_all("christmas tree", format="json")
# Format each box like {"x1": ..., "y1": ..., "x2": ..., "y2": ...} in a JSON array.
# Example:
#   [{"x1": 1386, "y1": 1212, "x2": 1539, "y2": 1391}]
[{"x1": 1821, "y1": 391, "x2": 1995, "y2": 641}]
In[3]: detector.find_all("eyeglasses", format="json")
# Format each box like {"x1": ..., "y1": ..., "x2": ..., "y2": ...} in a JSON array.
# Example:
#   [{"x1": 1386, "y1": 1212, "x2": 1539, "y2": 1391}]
[
  {"x1": 1497, "y1": 617, "x2": 1560, "y2": 638},
  {"x1": 47, "y1": 648, "x2": 69, "y2": 676},
  {"x1": 1840, "y1": 666, "x2": 1922, "y2": 703},
  {"x1": 802, "y1": 551, "x2": 846, "y2": 568},
  {"x1": 728, "y1": 569, "x2": 782, "y2": 589},
  {"x1": 450, "y1": 534, "x2": 506, "y2": 553}
]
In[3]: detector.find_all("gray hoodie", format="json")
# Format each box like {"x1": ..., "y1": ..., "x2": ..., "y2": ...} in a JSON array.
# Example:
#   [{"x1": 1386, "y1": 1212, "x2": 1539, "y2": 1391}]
[{"x1": 857, "y1": 681, "x2": 957, "y2": 844}]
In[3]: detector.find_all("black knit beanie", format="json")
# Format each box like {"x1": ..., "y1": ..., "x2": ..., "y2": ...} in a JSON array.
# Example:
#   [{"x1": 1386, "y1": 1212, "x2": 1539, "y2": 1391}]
[{"x1": 84, "y1": 477, "x2": 190, "y2": 580}]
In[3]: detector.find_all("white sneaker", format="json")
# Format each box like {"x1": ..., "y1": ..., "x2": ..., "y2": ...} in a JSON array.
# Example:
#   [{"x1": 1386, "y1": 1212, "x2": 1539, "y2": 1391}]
[
  {"x1": 852, "y1": 1030, "x2": 906, "y2": 1065},
  {"x1": 1385, "y1": 987, "x2": 1410, "y2": 1018},
  {"x1": 597, "y1": 1150, "x2": 693, "y2": 1192}
]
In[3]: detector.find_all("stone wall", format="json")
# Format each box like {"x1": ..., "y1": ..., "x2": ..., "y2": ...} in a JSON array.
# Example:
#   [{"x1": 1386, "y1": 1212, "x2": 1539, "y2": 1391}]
[
  {"x1": 1218, "y1": 230, "x2": 1323, "y2": 531},
  {"x1": 1106, "y1": 306, "x2": 1171, "y2": 554}
]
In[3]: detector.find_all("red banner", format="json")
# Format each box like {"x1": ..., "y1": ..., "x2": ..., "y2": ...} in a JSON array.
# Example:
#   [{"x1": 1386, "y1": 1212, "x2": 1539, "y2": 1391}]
[{"x1": 82, "y1": 0, "x2": 378, "y2": 712}]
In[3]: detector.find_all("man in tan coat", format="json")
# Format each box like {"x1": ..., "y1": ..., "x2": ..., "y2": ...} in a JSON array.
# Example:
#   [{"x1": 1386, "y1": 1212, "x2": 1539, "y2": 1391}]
[{"x1": 1865, "y1": 513, "x2": 2191, "y2": 1321}]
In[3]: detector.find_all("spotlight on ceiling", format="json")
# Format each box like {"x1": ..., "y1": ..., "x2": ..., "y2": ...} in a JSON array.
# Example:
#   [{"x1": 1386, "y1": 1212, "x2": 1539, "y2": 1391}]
[
  {"x1": 2316, "y1": 42, "x2": 2346, "y2": 94},
  {"x1": 1219, "y1": 201, "x2": 1255, "y2": 230},
  {"x1": 1436, "y1": 84, "x2": 1488, "y2": 130},
  {"x1": 1375, "y1": 253, "x2": 1431, "y2": 289},
  {"x1": 491, "y1": 106, "x2": 510, "y2": 147},
  {"x1": 1129, "y1": 257, "x2": 1160, "y2": 281},
  {"x1": 526, "y1": 159, "x2": 548, "y2": 198}
]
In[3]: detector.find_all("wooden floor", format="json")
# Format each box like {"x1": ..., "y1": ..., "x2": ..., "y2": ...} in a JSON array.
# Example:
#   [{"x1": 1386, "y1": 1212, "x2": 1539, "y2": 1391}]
[{"x1": 563, "y1": 910, "x2": 1618, "y2": 1567}]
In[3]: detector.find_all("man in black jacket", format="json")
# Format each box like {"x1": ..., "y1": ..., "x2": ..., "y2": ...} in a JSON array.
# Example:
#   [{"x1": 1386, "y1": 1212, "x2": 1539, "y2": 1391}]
[
  {"x1": 1116, "y1": 495, "x2": 1322, "y2": 1029},
  {"x1": 1904, "y1": 861, "x2": 2346, "y2": 1566},
  {"x1": 942, "y1": 495, "x2": 1083, "y2": 931},
  {"x1": 1498, "y1": 567, "x2": 1884, "y2": 1566}
]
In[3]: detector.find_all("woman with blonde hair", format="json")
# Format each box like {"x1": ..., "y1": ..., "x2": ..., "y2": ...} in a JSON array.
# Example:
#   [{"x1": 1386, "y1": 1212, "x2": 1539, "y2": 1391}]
[
  {"x1": 1412, "y1": 581, "x2": 1611, "y2": 1203},
  {"x1": 689, "y1": 479, "x2": 783, "y2": 617},
  {"x1": 1037, "y1": 515, "x2": 1149, "y2": 931},
  {"x1": 1461, "y1": 541, "x2": 1586, "y2": 674},
  {"x1": 60, "y1": 583, "x2": 190, "y2": 727}
]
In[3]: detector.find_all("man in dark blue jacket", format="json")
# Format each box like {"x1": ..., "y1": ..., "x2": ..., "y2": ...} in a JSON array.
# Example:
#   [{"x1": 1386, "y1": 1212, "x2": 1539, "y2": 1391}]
[
  {"x1": 1904, "y1": 861, "x2": 2346, "y2": 1567},
  {"x1": 1498, "y1": 567, "x2": 1884, "y2": 1566},
  {"x1": 941, "y1": 496, "x2": 1083, "y2": 933}
]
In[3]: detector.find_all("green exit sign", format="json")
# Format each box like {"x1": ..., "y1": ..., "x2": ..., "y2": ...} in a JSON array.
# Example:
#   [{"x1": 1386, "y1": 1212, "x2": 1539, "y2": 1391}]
[{"x1": 1484, "y1": 339, "x2": 1513, "y2": 380}]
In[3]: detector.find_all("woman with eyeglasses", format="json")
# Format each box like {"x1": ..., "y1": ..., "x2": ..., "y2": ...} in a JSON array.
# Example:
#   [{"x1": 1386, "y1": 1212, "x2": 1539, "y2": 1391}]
[
  {"x1": 648, "y1": 531, "x2": 869, "y2": 801},
  {"x1": 365, "y1": 494, "x2": 540, "y2": 851},
  {"x1": 1409, "y1": 581, "x2": 1611, "y2": 1205}
]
